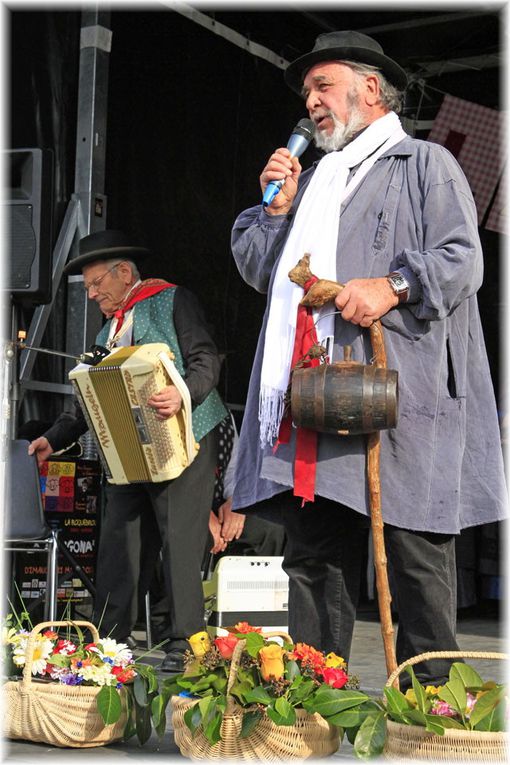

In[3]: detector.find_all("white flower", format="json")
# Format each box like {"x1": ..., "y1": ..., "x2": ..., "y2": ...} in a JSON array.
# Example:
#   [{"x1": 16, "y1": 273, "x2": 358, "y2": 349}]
[
  {"x1": 77, "y1": 661, "x2": 116, "y2": 686},
  {"x1": 97, "y1": 638, "x2": 133, "y2": 667},
  {"x1": 13, "y1": 635, "x2": 54, "y2": 675}
]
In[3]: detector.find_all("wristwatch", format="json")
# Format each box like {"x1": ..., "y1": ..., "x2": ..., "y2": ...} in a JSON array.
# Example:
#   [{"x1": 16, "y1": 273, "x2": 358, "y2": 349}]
[{"x1": 386, "y1": 271, "x2": 409, "y2": 304}]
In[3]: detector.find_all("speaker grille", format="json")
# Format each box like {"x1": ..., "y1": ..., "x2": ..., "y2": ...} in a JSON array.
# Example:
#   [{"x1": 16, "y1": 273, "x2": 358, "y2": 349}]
[{"x1": 8, "y1": 205, "x2": 36, "y2": 290}]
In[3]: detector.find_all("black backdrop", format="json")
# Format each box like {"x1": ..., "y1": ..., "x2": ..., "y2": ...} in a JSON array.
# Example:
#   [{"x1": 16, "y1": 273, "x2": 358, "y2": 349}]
[{"x1": 8, "y1": 7, "x2": 503, "y2": 419}]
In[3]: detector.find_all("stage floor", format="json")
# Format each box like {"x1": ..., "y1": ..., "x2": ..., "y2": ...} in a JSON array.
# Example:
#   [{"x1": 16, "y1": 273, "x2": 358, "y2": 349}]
[{"x1": 3, "y1": 610, "x2": 506, "y2": 762}]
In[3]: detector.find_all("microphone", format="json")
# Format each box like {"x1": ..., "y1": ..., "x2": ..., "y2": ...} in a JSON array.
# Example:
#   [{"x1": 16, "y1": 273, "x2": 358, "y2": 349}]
[{"x1": 262, "y1": 118, "x2": 316, "y2": 208}]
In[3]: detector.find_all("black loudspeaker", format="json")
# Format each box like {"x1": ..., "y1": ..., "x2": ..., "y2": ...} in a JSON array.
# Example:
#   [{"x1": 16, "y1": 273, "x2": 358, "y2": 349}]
[{"x1": 4, "y1": 148, "x2": 54, "y2": 303}]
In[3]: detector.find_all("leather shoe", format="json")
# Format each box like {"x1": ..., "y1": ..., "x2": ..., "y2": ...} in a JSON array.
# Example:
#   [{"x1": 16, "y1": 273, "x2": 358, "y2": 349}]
[{"x1": 159, "y1": 650, "x2": 185, "y2": 673}]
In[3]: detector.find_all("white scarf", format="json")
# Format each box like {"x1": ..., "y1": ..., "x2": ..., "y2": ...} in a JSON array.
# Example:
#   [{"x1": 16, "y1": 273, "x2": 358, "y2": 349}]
[{"x1": 259, "y1": 111, "x2": 407, "y2": 446}]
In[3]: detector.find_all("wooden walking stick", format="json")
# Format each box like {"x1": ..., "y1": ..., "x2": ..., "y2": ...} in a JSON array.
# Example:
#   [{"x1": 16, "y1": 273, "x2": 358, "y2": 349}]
[{"x1": 289, "y1": 255, "x2": 398, "y2": 682}]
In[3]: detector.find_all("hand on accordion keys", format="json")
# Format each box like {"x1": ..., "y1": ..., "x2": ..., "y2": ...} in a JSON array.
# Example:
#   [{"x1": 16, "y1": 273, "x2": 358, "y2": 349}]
[{"x1": 147, "y1": 384, "x2": 183, "y2": 420}]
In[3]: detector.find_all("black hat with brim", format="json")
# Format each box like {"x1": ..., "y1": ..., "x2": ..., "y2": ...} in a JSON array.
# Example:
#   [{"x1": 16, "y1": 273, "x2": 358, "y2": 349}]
[
  {"x1": 63, "y1": 229, "x2": 151, "y2": 275},
  {"x1": 284, "y1": 30, "x2": 408, "y2": 94}
]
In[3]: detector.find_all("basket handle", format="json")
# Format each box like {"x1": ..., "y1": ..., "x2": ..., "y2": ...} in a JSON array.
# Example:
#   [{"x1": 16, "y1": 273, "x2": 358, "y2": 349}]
[
  {"x1": 20, "y1": 620, "x2": 101, "y2": 692},
  {"x1": 224, "y1": 631, "x2": 294, "y2": 714},
  {"x1": 385, "y1": 650, "x2": 508, "y2": 690}
]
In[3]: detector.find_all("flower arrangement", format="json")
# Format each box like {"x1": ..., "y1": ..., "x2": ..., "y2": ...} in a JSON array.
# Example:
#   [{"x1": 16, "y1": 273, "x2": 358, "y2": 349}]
[
  {"x1": 161, "y1": 624, "x2": 507, "y2": 759},
  {"x1": 3, "y1": 614, "x2": 163, "y2": 745},
  {"x1": 337, "y1": 661, "x2": 508, "y2": 759},
  {"x1": 162, "y1": 623, "x2": 365, "y2": 747}
]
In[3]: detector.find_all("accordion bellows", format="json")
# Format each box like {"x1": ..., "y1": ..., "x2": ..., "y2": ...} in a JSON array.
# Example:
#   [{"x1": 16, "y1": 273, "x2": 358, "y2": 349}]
[{"x1": 69, "y1": 343, "x2": 199, "y2": 484}]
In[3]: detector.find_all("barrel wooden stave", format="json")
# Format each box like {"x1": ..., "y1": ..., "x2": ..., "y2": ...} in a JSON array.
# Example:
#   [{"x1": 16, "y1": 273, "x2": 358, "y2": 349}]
[{"x1": 291, "y1": 363, "x2": 398, "y2": 435}]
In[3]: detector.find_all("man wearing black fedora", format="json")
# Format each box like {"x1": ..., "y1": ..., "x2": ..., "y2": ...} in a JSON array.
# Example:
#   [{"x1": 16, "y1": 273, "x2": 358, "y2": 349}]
[
  {"x1": 29, "y1": 229, "x2": 227, "y2": 672},
  {"x1": 231, "y1": 31, "x2": 506, "y2": 686}
]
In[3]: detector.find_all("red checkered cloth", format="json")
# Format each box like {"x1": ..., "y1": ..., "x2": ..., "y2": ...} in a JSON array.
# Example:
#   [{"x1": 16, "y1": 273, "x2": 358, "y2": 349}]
[{"x1": 427, "y1": 94, "x2": 504, "y2": 226}]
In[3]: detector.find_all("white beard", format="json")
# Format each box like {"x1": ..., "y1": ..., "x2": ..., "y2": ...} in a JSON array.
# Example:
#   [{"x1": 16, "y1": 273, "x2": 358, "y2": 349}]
[{"x1": 314, "y1": 107, "x2": 367, "y2": 152}]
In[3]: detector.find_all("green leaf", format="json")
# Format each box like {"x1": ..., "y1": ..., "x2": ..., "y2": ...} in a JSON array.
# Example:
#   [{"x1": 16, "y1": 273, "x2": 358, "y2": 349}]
[
  {"x1": 244, "y1": 685, "x2": 272, "y2": 705},
  {"x1": 275, "y1": 696, "x2": 296, "y2": 723},
  {"x1": 242, "y1": 632, "x2": 265, "y2": 657},
  {"x1": 327, "y1": 707, "x2": 373, "y2": 728},
  {"x1": 133, "y1": 674, "x2": 149, "y2": 707},
  {"x1": 266, "y1": 701, "x2": 296, "y2": 726},
  {"x1": 425, "y1": 714, "x2": 465, "y2": 730},
  {"x1": 469, "y1": 685, "x2": 506, "y2": 728},
  {"x1": 162, "y1": 676, "x2": 183, "y2": 697},
  {"x1": 45, "y1": 653, "x2": 71, "y2": 668},
  {"x1": 96, "y1": 685, "x2": 122, "y2": 725},
  {"x1": 229, "y1": 680, "x2": 254, "y2": 705},
  {"x1": 151, "y1": 693, "x2": 168, "y2": 738},
  {"x1": 122, "y1": 691, "x2": 137, "y2": 740},
  {"x1": 288, "y1": 679, "x2": 316, "y2": 704},
  {"x1": 204, "y1": 710, "x2": 223, "y2": 746},
  {"x1": 473, "y1": 697, "x2": 506, "y2": 732},
  {"x1": 449, "y1": 662, "x2": 484, "y2": 691},
  {"x1": 353, "y1": 712, "x2": 386, "y2": 760},
  {"x1": 401, "y1": 708, "x2": 427, "y2": 727},
  {"x1": 303, "y1": 688, "x2": 369, "y2": 717},
  {"x1": 135, "y1": 701, "x2": 153, "y2": 745},
  {"x1": 424, "y1": 715, "x2": 447, "y2": 735},
  {"x1": 438, "y1": 678, "x2": 467, "y2": 718},
  {"x1": 184, "y1": 702, "x2": 202, "y2": 735},
  {"x1": 240, "y1": 710, "x2": 263, "y2": 738},
  {"x1": 408, "y1": 666, "x2": 429, "y2": 713},
  {"x1": 285, "y1": 659, "x2": 301, "y2": 682},
  {"x1": 384, "y1": 686, "x2": 413, "y2": 719}
]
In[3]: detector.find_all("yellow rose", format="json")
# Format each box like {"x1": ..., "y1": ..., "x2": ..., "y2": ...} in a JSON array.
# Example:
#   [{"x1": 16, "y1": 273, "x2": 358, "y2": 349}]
[
  {"x1": 259, "y1": 644, "x2": 285, "y2": 681},
  {"x1": 425, "y1": 685, "x2": 442, "y2": 696},
  {"x1": 325, "y1": 652, "x2": 346, "y2": 669},
  {"x1": 405, "y1": 689, "x2": 417, "y2": 705},
  {"x1": 188, "y1": 631, "x2": 211, "y2": 657}
]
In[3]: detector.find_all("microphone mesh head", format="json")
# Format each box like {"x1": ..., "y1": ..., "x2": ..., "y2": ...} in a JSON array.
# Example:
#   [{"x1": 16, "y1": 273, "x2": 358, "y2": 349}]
[{"x1": 294, "y1": 118, "x2": 315, "y2": 139}]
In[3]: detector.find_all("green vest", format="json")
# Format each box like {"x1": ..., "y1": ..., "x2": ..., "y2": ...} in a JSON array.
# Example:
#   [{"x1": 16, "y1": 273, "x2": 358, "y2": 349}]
[{"x1": 96, "y1": 288, "x2": 227, "y2": 442}]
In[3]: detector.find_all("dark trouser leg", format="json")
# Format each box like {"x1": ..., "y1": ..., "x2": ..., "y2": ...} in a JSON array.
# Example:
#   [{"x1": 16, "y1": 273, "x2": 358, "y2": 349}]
[
  {"x1": 281, "y1": 493, "x2": 368, "y2": 661},
  {"x1": 385, "y1": 525, "x2": 459, "y2": 688},
  {"x1": 149, "y1": 427, "x2": 218, "y2": 641},
  {"x1": 92, "y1": 483, "x2": 148, "y2": 639}
]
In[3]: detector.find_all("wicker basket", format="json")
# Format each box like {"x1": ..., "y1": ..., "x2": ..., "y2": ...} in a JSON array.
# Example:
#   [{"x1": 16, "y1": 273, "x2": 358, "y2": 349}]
[
  {"x1": 171, "y1": 631, "x2": 340, "y2": 760},
  {"x1": 383, "y1": 650, "x2": 508, "y2": 761},
  {"x1": 3, "y1": 620, "x2": 128, "y2": 748}
]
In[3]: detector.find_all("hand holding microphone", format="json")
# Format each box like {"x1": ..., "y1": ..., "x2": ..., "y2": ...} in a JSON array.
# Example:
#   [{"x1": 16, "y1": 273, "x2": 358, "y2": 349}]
[{"x1": 260, "y1": 118, "x2": 315, "y2": 214}]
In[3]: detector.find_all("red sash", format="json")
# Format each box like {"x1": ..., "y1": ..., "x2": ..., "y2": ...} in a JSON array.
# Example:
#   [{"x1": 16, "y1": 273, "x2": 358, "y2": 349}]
[{"x1": 276, "y1": 276, "x2": 321, "y2": 505}]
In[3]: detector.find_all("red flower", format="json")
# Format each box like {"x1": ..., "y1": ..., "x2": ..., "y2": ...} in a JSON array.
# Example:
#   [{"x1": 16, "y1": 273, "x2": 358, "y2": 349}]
[
  {"x1": 233, "y1": 622, "x2": 262, "y2": 634},
  {"x1": 43, "y1": 630, "x2": 58, "y2": 639},
  {"x1": 53, "y1": 638, "x2": 77, "y2": 655},
  {"x1": 321, "y1": 666, "x2": 349, "y2": 689},
  {"x1": 111, "y1": 666, "x2": 135, "y2": 684},
  {"x1": 214, "y1": 635, "x2": 240, "y2": 659}
]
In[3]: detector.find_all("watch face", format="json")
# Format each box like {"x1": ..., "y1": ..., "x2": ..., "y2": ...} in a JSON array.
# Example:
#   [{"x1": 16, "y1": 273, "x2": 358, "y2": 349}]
[{"x1": 389, "y1": 274, "x2": 407, "y2": 292}]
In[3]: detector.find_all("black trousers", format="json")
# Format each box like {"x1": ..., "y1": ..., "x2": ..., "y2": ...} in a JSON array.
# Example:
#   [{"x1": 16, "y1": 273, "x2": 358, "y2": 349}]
[
  {"x1": 278, "y1": 492, "x2": 459, "y2": 686},
  {"x1": 92, "y1": 428, "x2": 218, "y2": 642}
]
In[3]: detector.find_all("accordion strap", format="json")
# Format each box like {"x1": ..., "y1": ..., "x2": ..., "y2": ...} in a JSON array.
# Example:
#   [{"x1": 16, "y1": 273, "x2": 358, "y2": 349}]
[{"x1": 158, "y1": 351, "x2": 197, "y2": 462}]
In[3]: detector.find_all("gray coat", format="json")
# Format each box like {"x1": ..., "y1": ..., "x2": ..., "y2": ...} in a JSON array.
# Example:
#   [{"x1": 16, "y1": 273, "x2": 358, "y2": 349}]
[{"x1": 231, "y1": 135, "x2": 507, "y2": 534}]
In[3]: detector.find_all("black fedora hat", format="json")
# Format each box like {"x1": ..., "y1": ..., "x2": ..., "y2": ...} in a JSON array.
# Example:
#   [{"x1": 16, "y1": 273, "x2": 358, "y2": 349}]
[
  {"x1": 63, "y1": 229, "x2": 150, "y2": 275},
  {"x1": 284, "y1": 30, "x2": 408, "y2": 94}
]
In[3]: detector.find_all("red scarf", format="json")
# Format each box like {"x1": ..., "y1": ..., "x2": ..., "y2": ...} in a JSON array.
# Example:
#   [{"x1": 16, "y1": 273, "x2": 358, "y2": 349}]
[
  {"x1": 276, "y1": 276, "x2": 321, "y2": 505},
  {"x1": 111, "y1": 278, "x2": 175, "y2": 333}
]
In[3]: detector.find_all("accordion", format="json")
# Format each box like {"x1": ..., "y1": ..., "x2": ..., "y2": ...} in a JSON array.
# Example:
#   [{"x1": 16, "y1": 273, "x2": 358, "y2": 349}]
[{"x1": 69, "y1": 343, "x2": 199, "y2": 484}]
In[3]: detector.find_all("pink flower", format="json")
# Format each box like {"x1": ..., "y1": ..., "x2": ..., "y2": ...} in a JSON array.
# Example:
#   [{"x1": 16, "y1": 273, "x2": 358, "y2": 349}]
[
  {"x1": 430, "y1": 699, "x2": 457, "y2": 717},
  {"x1": 321, "y1": 666, "x2": 349, "y2": 689}
]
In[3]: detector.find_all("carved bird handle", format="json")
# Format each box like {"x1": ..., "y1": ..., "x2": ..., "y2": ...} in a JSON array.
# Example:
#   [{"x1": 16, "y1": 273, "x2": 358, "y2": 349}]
[{"x1": 288, "y1": 254, "x2": 387, "y2": 369}]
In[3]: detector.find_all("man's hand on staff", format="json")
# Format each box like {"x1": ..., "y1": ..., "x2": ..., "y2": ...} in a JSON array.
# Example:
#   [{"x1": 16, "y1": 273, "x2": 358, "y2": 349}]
[
  {"x1": 260, "y1": 148, "x2": 302, "y2": 216},
  {"x1": 148, "y1": 385, "x2": 182, "y2": 420},
  {"x1": 28, "y1": 436, "x2": 54, "y2": 466},
  {"x1": 335, "y1": 277, "x2": 399, "y2": 327}
]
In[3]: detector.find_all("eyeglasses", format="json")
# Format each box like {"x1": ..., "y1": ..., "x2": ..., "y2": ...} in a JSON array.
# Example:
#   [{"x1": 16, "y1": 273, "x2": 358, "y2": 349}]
[{"x1": 83, "y1": 263, "x2": 119, "y2": 293}]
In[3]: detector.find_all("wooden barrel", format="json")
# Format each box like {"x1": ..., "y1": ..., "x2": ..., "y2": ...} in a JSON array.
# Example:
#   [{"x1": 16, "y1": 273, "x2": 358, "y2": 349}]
[{"x1": 291, "y1": 362, "x2": 398, "y2": 435}]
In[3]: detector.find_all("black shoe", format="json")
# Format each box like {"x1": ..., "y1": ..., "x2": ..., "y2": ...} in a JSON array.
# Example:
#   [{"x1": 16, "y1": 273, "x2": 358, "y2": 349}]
[{"x1": 159, "y1": 650, "x2": 185, "y2": 673}]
